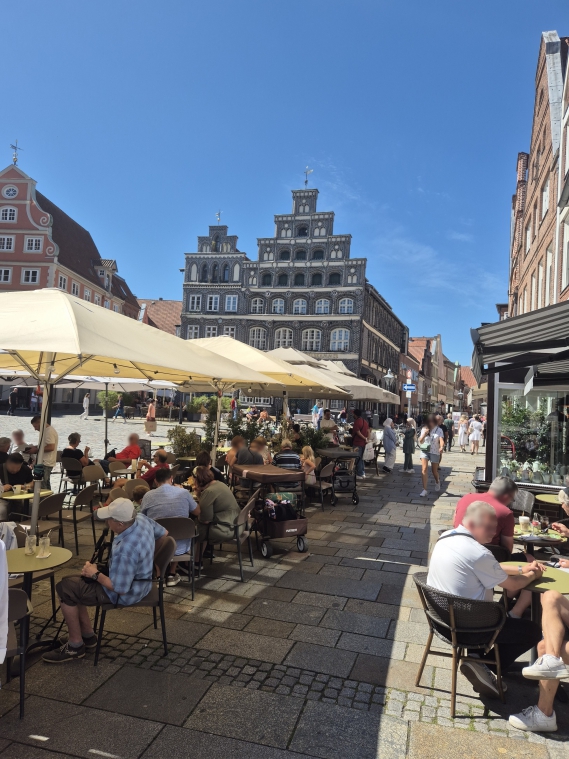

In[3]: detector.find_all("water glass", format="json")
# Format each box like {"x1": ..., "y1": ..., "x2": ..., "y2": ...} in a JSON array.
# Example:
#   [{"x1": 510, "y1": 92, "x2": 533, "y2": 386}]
[
  {"x1": 25, "y1": 534, "x2": 36, "y2": 556},
  {"x1": 38, "y1": 536, "x2": 50, "y2": 558}
]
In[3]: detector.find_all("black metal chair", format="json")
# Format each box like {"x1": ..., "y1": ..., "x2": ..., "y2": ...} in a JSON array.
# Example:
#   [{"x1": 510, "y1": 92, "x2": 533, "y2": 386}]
[
  {"x1": 511, "y1": 490, "x2": 535, "y2": 516},
  {"x1": 59, "y1": 457, "x2": 83, "y2": 496},
  {"x1": 61, "y1": 483, "x2": 98, "y2": 554},
  {"x1": 199, "y1": 494, "x2": 256, "y2": 582},
  {"x1": 94, "y1": 536, "x2": 176, "y2": 665},
  {"x1": 155, "y1": 516, "x2": 197, "y2": 599},
  {"x1": 5, "y1": 588, "x2": 32, "y2": 719},
  {"x1": 413, "y1": 572, "x2": 507, "y2": 717}
]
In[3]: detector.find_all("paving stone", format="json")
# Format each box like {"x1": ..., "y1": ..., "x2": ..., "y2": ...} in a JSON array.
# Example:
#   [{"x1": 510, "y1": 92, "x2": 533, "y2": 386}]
[
  {"x1": 139, "y1": 618, "x2": 212, "y2": 648},
  {"x1": 320, "y1": 608, "x2": 390, "y2": 638},
  {"x1": 290, "y1": 700, "x2": 409, "y2": 759},
  {"x1": 180, "y1": 607, "x2": 251, "y2": 630},
  {"x1": 284, "y1": 642, "x2": 357, "y2": 678},
  {"x1": 6, "y1": 659, "x2": 121, "y2": 703},
  {"x1": 0, "y1": 695, "x2": 162, "y2": 758},
  {"x1": 185, "y1": 683, "x2": 302, "y2": 747},
  {"x1": 344, "y1": 598, "x2": 410, "y2": 621},
  {"x1": 350, "y1": 655, "x2": 434, "y2": 693},
  {"x1": 407, "y1": 722, "x2": 549, "y2": 758},
  {"x1": 319, "y1": 564, "x2": 365, "y2": 580},
  {"x1": 276, "y1": 571, "x2": 380, "y2": 601},
  {"x1": 243, "y1": 617, "x2": 295, "y2": 638},
  {"x1": 196, "y1": 627, "x2": 294, "y2": 664},
  {"x1": 292, "y1": 591, "x2": 347, "y2": 609},
  {"x1": 337, "y1": 632, "x2": 406, "y2": 659},
  {"x1": 0, "y1": 745, "x2": 78, "y2": 759},
  {"x1": 388, "y1": 619, "x2": 430, "y2": 644},
  {"x1": 289, "y1": 624, "x2": 341, "y2": 647},
  {"x1": 245, "y1": 598, "x2": 324, "y2": 625}
]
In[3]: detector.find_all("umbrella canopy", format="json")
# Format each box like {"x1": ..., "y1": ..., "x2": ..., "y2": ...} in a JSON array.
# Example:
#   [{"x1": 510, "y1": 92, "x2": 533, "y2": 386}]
[
  {"x1": 268, "y1": 347, "x2": 328, "y2": 368},
  {"x1": 192, "y1": 336, "x2": 349, "y2": 398}
]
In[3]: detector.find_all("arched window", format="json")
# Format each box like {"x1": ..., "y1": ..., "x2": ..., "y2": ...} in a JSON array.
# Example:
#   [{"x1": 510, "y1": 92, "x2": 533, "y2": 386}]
[
  {"x1": 328, "y1": 272, "x2": 341, "y2": 286},
  {"x1": 298, "y1": 202, "x2": 310, "y2": 213},
  {"x1": 272, "y1": 298, "x2": 285, "y2": 314},
  {"x1": 293, "y1": 298, "x2": 307, "y2": 315},
  {"x1": 261, "y1": 272, "x2": 272, "y2": 286},
  {"x1": 339, "y1": 298, "x2": 354, "y2": 314},
  {"x1": 251, "y1": 298, "x2": 264, "y2": 314},
  {"x1": 201, "y1": 243, "x2": 211, "y2": 252},
  {"x1": 212, "y1": 264, "x2": 219, "y2": 282},
  {"x1": 274, "y1": 327, "x2": 293, "y2": 348},
  {"x1": 0, "y1": 207, "x2": 16, "y2": 222},
  {"x1": 294, "y1": 249, "x2": 306, "y2": 261},
  {"x1": 200, "y1": 264, "x2": 208, "y2": 282},
  {"x1": 297, "y1": 225, "x2": 308, "y2": 237},
  {"x1": 311, "y1": 272, "x2": 323, "y2": 286},
  {"x1": 302, "y1": 329, "x2": 321, "y2": 351},
  {"x1": 330, "y1": 329, "x2": 350, "y2": 351},
  {"x1": 280, "y1": 226, "x2": 292, "y2": 238},
  {"x1": 212, "y1": 235, "x2": 220, "y2": 252},
  {"x1": 312, "y1": 249, "x2": 324, "y2": 260},
  {"x1": 222, "y1": 264, "x2": 230, "y2": 282},
  {"x1": 279, "y1": 249, "x2": 291, "y2": 261},
  {"x1": 190, "y1": 263, "x2": 198, "y2": 282},
  {"x1": 222, "y1": 242, "x2": 231, "y2": 253},
  {"x1": 315, "y1": 299, "x2": 330, "y2": 314},
  {"x1": 294, "y1": 272, "x2": 305, "y2": 286},
  {"x1": 233, "y1": 263, "x2": 240, "y2": 281},
  {"x1": 249, "y1": 327, "x2": 267, "y2": 349},
  {"x1": 276, "y1": 273, "x2": 287, "y2": 287}
]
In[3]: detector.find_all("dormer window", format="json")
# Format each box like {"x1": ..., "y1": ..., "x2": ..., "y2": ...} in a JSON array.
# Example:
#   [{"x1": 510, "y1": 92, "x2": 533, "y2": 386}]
[{"x1": 296, "y1": 225, "x2": 308, "y2": 237}]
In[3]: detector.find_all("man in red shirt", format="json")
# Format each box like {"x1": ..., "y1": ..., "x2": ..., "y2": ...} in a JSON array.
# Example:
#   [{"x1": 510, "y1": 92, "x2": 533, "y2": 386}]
[
  {"x1": 138, "y1": 450, "x2": 169, "y2": 488},
  {"x1": 352, "y1": 409, "x2": 369, "y2": 478},
  {"x1": 95, "y1": 433, "x2": 142, "y2": 474},
  {"x1": 453, "y1": 476, "x2": 517, "y2": 553}
]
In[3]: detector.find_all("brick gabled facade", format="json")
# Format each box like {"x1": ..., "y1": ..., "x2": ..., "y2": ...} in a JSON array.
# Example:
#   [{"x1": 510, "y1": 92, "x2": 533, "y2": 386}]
[{"x1": 0, "y1": 164, "x2": 139, "y2": 317}]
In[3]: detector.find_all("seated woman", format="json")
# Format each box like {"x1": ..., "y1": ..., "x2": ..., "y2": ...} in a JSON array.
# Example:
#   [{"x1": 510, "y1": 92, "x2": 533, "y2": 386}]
[
  {"x1": 225, "y1": 436, "x2": 243, "y2": 469},
  {"x1": 291, "y1": 424, "x2": 302, "y2": 448},
  {"x1": 194, "y1": 466, "x2": 240, "y2": 564},
  {"x1": 259, "y1": 409, "x2": 269, "y2": 422},
  {"x1": 194, "y1": 449, "x2": 225, "y2": 482},
  {"x1": 62, "y1": 432, "x2": 92, "y2": 470}
]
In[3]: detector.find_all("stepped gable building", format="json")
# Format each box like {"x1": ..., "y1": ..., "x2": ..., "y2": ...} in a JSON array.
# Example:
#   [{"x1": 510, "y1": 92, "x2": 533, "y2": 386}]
[
  {"x1": 0, "y1": 164, "x2": 139, "y2": 317},
  {"x1": 181, "y1": 188, "x2": 408, "y2": 388}
]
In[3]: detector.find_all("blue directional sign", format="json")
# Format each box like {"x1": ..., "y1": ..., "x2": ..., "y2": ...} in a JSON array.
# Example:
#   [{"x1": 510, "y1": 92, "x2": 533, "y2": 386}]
[{"x1": 402, "y1": 383, "x2": 416, "y2": 392}]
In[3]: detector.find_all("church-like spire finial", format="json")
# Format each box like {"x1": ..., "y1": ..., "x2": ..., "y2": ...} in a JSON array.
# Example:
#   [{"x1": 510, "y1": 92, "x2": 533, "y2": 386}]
[
  {"x1": 216, "y1": 209, "x2": 222, "y2": 225},
  {"x1": 10, "y1": 140, "x2": 23, "y2": 166},
  {"x1": 304, "y1": 166, "x2": 313, "y2": 188}
]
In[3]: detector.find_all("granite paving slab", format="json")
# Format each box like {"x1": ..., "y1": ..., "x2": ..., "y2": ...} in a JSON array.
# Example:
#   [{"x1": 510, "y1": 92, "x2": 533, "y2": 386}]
[
  {"x1": 291, "y1": 591, "x2": 347, "y2": 609},
  {"x1": 184, "y1": 684, "x2": 303, "y2": 748},
  {"x1": 0, "y1": 745, "x2": 77, "y2": 759},
  {"x1": 337, "y1": 632, "x2": 406, "y2": 659},
  {"x1": 85, "y1": 664, "x2": 211, "y2": 725},
  {"x1": 98, "y1": 610, "x2": 157, "y2": 636},
  {"x1": 245, "y1": 598, "x2": 325, "y2": 626},
  {"x1": 289, "y1": 701, "x2": 408, "y2": 759},
  {"x1": 179, "y1": 607, "x2": 251, "y2": 630},
  {"x1": 276, "y1": 571, "x2": 380, "y2": 601},
  {"x1": 320, "y1": 608, "x2": 390, "y2": 637},
  {"x1": 244, "y1": 617, "x2": 296, "y2": 638},
  {"x1": 350, "y1": 655, "x2": 435, "y2": 693},
  {"x1": 139, "y1": 618, "x2": 213, "y2": 647},
  {"x1": 195, "y1": 627, "x2": 294, "y2": 664},
  {"x1": 4, "y1": 659, "x2": 121, "y2": 704},
  {"x1": 0, "y1": 696, "x2": 162, "y2": 759},
  {"x1": 407, "y1": 722, "x2": 549, "y2": 758},
  {"x1": 284, "y1": 642, "x2": 357, "y2": 677}
]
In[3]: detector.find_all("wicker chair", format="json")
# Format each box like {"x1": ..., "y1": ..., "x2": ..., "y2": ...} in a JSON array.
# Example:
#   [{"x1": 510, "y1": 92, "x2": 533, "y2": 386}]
[
  {"x1": 511, "y1": 490, "x2": 535, "y2": 516},
  {"x1": 413, "y1": 572, "x2": 507, "y2": 717}
]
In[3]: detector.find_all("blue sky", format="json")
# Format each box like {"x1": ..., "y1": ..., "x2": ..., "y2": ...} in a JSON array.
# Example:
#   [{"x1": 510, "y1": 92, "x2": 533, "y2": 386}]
[{"x1": 1, "y1": 0, "x2": 566, "y2": 363}]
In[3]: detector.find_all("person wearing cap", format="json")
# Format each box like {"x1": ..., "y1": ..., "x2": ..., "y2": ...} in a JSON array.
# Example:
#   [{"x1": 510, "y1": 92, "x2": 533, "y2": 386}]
[{"x1": 42, "y1": 498, "x2": 167, "y2": 664}]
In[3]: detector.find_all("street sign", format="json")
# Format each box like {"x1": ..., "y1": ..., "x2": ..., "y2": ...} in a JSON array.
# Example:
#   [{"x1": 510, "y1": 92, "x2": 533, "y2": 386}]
[
  {"x1": 406, "y1": 391, "x2": 412, "y2": 399},
  {"x1": 403, "y1": 383, "x2": 416, "y2": 392},
  {"x1": 406, "y1": 369, "x2": 412, "y2": 380}
]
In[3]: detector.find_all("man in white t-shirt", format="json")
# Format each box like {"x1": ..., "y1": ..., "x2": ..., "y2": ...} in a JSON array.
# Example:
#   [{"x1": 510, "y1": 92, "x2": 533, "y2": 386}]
[
  {"x1": 427, "y1": 501, "x2": 542, "y2": 698},
  {"x1": 320, "y1": 409, "x2": 338, "y2": 443},
  {"x1": 29, "y1": 416, "x2": 59, "y2": 489}
]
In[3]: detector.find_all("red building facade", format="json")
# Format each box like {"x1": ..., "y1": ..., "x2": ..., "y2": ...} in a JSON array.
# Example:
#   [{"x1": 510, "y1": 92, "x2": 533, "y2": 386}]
[{"x1": 0, "y1": 164, "x2": 139, "y2": 316}]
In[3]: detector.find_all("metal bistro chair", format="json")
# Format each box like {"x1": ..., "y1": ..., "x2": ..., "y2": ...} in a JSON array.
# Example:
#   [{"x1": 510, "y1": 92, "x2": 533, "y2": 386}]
[
  {"x1": 138, "y1": 439, "x2": 152, "y2": 461},
  {"x1": 413, "y1": 572, "x2": 507, "y2": 717},
  {"x1": 511, "y1": 490, "x2": 535, "y2": 517},
  {"x1": 61, "y1": 483, "x2": 98, "y2": 554},
  {"x1": 94, "y1": 536, "x2": 177, "y2": 665},
  {"x1": 108, "y1": 460, "x2": 130, "y2": 481},
  {"x1": 15, "y1": 492, "x2": 66, "y2": 548},
  {"x1": 123, "y1": 478, "x2": 149, "y2": 499},
  {"x1": 5, "y1": 588, "x2": 32, "y2": 719},
  {"x1": 200, "y1": 494, "x2": 256, "y2": 582},
  {"x1": 59, "y1": 457, "x2": 83, "y2": 496},
  {"x1": 314, "y1": 461, "x2": 335, "y2": 510},
  {"x1": 81, "y1": 464, "x2": 107, "y2": 496},
  {"x1": 156, "y1": 517, "x2": 197, "y2": 599}
]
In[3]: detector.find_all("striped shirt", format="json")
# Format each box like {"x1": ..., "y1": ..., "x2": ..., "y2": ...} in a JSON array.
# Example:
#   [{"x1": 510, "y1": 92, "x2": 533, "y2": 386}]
[{"x1": 273, "y1": 449, "x2": 302, "y2": 487}]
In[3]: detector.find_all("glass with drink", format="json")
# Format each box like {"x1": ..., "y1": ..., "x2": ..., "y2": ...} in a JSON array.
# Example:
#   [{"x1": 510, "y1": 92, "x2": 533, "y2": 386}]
[
  {"x1": 531, "y1": 514, "x2": 541, "y2": 535},
  {"x1": 24, "y1": 534, "x2": 36, "y2": 556},
  {"x1": 519, "y1": 515, "x2": 530, "y2": 534},
  {"x1": 37, "y1": 536, "x2": 50, "y2": 558}
]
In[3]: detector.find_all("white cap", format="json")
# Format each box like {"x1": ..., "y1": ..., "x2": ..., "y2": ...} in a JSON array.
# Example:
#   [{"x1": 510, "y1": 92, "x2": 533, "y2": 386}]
[{"x1": 96, "y1": 498, "x2": 135, "y2": 522}]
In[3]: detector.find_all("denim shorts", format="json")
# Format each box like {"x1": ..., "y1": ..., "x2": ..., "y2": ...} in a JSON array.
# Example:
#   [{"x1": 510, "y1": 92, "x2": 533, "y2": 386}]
[{"x1": 420, "y1": 450, "x2": 440, "y2": 464}]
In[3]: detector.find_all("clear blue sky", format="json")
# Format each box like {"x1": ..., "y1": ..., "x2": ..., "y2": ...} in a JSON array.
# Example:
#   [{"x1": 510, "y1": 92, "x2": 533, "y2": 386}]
[{"x1": 2, "y1": 0, "x2": 566, "y2": 364}]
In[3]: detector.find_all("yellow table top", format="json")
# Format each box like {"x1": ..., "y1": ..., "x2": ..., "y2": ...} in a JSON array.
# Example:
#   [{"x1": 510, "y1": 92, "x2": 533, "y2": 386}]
[
  {"x1": 513, "y1": 527, "x2": 566, "y2": 545},
  {"x1": 3, "y1": 489, "x2": 52, "y2": 500},
  {"x1": 535, "y1": 493, "x2": 561, "y2": 505},
  {"x1": 6, "y1": 546, "x2": 72, "y2": 574},
  {"x1": 217, "y1": 447, "x2": 231, "y2": 453},
  {"x1": 502, "y1": 562, "x2": 569, "y2": 595}
]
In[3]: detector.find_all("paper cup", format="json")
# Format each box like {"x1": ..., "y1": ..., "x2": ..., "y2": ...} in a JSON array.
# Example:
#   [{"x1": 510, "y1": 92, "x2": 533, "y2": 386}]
[{"x1": 13, "y1": 485, "x2": 22, "y2": 495}]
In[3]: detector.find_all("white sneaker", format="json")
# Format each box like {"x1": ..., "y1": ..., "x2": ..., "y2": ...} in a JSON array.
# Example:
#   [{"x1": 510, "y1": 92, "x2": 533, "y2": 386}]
[
  {"x1": 460, "y1": 661, "x2": 506, "y2": 698},
  {"x1": 522, "y1": 655, "x2": 569, "y2": 680},
  {"x1": 434, "y1": 482, "x2": 440, "y2": 491},
  {"x1": 509, "y1": 705, "x2": 557, "y2": 732},
  {"x1": 406, "y1": 469, "x2": 415, "y2": 474},
  {"x1": 166, "y1": 574, "x2": 181, "y2": 587},
  {"x1": 419, "y1": 489, "x2": 428, "y2": 497}
]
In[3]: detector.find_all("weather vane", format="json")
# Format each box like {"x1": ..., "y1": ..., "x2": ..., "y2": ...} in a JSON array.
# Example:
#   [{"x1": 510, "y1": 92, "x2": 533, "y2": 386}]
[
  {"x1": 304, "y1": 166, "x2": 313, "y2": 188},
  {"x1": 10, "y1": 140, "x2": 23, "y2": 166},
  {"x1": 215, "y1": 209, "x2": 222, "y2": 225}
]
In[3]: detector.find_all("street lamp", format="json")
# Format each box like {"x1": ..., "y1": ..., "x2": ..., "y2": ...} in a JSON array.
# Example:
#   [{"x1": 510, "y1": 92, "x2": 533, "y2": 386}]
[{"x1": 381, "y1": 368, "x2": 396, "y2": 420}]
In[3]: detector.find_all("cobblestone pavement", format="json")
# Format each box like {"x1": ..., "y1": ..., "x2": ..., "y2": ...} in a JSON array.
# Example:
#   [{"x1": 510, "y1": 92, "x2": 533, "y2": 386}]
[{"x1": 0, "y1": 420, "x2": 566, "y2": 758}]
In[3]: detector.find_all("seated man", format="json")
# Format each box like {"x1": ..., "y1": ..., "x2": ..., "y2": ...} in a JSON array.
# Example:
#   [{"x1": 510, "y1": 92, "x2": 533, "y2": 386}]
[
  {"x1": 194, "y1": 450, "x2": 225, "y2": 483},
  {"x1": 273, "y1": 438, "x2": 302, "y2": 488},
  {"x1": 43, "y1": 498, "x2": 168, "y2": 663},
  {"x1": 0, "y1": 452, "x2": 34, "y2": 520},
  {"x1": 9, "y1": 429, "x2": 32, "y2": 463},
  {"x1": 137, "y1": 450, "x2": 169, "y2": 488},
  {"x1": 0, "y1": 438, "x2": 11, "y2": 466},
  {"x1": 509, "y1": 576, "x2": 569, "y2": 733},
  {"x1": 235, "y1": 437, "x2": 263, "y2": 488},
  {"x1": 428, "y1": 501, "x2": 543, "y2": 698},
  {"x1": 140, "y1": 467, "x2": 199, "y2": 586},
  {"x1": 453, "y1": 476, "x2": 517, "y2": 554},
  {"x1": 62, "y1": 432, "x2": 92, "y2": 470},
  {"x1": 96, "y1": 433, "x2": 142, "y2": 474}
]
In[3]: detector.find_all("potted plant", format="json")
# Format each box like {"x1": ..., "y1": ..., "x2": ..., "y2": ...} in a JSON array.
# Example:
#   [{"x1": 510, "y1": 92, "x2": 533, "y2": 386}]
[
  {"x1": 541, "y1": 465, "x2": 551, "y2": 485},
  {"x1": 166, "y1": 426, "x2": 202, "y2": 457},
  {"x1": 186, "y1": 398, "x2": 203, "y2": 422}
]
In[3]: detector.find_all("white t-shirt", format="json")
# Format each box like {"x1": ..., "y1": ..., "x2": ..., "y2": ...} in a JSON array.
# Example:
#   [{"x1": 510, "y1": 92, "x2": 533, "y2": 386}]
[
  {"x1": 42, "y1": 425, "x2": 59, "y2": 468},
  {"x1": 320, "y1": 418, "x2": 336, "y2": 442},
  {"x1": 420, "y1": 426, "x2": 444, "y2": 455},
  {"x1": 427, "y1": 525, "x2": 507, "y2": 601}
]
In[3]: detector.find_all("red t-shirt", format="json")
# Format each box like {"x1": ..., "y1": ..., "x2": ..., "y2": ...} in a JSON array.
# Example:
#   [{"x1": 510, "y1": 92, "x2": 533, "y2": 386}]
[
  {"x1": 352, "y1": 417, "x2": 369, "y2": 446},
  {"x1": 141, "y1": 463, "x2": 169, "y2": 487},
  {"x1": 453, "y1": 492, "x2": 515, "y2": 545},
  {"x1": 116, "y1": 445, "x2": 142, "y2": 461}
]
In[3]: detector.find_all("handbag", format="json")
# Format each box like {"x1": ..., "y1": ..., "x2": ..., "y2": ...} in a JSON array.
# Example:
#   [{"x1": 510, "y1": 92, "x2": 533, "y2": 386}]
[
  {"x1": 145, "y1": 420, "x2": 157, "y2": 432},
  {"x1": 363, "y1": 441, "x2": 375, "y2": 461}
]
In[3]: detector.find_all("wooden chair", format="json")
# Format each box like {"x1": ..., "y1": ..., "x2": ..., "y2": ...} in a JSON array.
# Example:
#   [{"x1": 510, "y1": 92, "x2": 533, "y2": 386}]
[
  {"x1": 413, "y1": 572, "x2": 507, "y2": 717},
  {"x1": 5, "y1": 589, "x2": 32, "y2": 719},
  {"x1": 314, "y1": 462, "x2": 335, "y2": 510},
  {"x1": 15, "y1": 492, "x2": 66, "y2": 548},
  {"x1": 93, "y1": 536, "x2": 176, "y2": 665},
  {"x1": 60, "y1": 483, "x2": 98, "y2": 554},
  {"x1": 155, "y1": 517, "x2": 197, "y2": 599}
]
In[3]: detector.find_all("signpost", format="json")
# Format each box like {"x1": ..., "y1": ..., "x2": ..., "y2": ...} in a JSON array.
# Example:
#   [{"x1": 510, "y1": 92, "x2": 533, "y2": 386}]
[{"x1": 403, "y1": 383, "x2": 416, "y2": 392}]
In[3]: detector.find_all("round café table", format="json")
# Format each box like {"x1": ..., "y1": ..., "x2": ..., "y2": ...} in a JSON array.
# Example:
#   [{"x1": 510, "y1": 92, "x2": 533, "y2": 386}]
[
  {"x1": 112, "y1": 468, "x2": 136, "y2": 479},
  {"x1": 3, "y1": 489, "x2": 52, "y2": 517},
  {"x1": 535, "y1": 493, "x2": 562, "y2": 506},
  {"x1": 503, "y1": 560, "x2": 569, "y2": 662},
  {"x1": 513, "y1": 527, "x2": 567, "y2": 556}
]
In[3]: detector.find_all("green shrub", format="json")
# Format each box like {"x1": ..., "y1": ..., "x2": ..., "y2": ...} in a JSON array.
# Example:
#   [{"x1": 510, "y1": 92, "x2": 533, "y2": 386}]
[
  {"x1": 96, "y1": 390, "x2": 134, "y2": 414},
  {"x1": 166, "y1": 426, "x2": 203, "y2": 457}
]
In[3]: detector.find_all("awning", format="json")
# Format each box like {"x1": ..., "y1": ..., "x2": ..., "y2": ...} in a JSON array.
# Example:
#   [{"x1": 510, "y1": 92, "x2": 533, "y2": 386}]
[{"x1": 471, "y1": 301, "x2": 569, "y2": 384}]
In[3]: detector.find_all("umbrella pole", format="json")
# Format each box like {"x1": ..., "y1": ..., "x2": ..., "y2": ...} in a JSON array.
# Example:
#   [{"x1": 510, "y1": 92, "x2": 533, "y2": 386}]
[
  {"x1": 282, "y1": 391, "x2": 289, "y2": 421},
  {"x1": 104, "y1": 382, "x2": 109, "y2": 454},
  {"x1": 212, "y1": 392, "x2": 222, "y2": 465},
  {"x1": 30, "y1": 380, "x2": 51, "y2": 536}
]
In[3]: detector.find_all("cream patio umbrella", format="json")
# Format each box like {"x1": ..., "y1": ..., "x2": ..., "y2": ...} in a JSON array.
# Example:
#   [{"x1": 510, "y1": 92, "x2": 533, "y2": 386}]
[{"x1": 0, "y1": 289, "x2": 277, "y2": 532}]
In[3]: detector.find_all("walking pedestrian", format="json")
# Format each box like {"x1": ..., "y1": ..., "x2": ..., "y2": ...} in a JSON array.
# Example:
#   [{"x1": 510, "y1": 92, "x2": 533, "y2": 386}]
[
  {"x1": 458, "y1": 414, "x2": 469, "y2": 452},
  {"x1": 418, "y1": 413, "x2": 444, "y2": 497},
  {"x1": 112, "y1": 394, "x2": 126, "y2": 423},
  {"x1": 469, "y1": 414, "x2": 483, "y2": 455},
  {"x1": 145, "y1": 398, "x2": 156, "y2": 437},
  {"x1": 400, "y1": 417, "x2": 416, "y2": 473},
  {"x1": 481, "y1": 416, "x2": 487, "y2": 447},
  {"x1": 443, "y1": 413, "x2": 454, "y2": 452},
  {"x1": 7, "y1": 387, "x2": 17, "y2": 416},
  {"x1": 381, "y1": 418, "x2": 397, "y2": 473},
  {"x1": 79, "y1": 392, "x2": 90, "y2": 420}
]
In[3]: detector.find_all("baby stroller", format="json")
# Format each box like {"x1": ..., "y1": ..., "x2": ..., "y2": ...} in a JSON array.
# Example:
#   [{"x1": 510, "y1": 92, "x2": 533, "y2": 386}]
[
  {"x1": 331, "y1": 456, "x2": 359, "y2": 506},
  {"x1": 253, "y1": 493, "x2": 308, "y2": 558}
]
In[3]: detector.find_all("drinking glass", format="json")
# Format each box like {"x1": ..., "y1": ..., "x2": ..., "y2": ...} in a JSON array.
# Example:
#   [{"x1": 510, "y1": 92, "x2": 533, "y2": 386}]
[
  {"x1": 540, "y1": 515, "x2": 550, "y2": 532},
  {"x1": 519, "y1": 515, "x2": 530, "y2": 534},
  {"x1": 13, "y1": 484, "x2": 21, "y2": 495},
  {"x1": 24, "y1": 534, "x2": 36, "y2": 556},
  {"x1": 38, "y1": 536, "x2": 50, "y2": 558}
]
